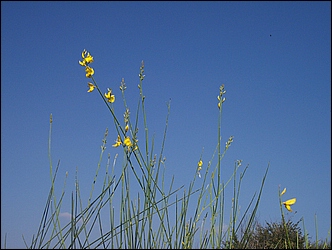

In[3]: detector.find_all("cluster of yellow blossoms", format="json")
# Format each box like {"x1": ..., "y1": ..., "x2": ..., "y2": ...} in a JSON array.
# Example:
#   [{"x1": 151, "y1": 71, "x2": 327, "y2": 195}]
[
  {"x1": 280, "y1": 187, "x2": 296, "y2": 212},
  {"x1": 113, "y1": 123, "x2": 130, "y2": 147},
  {"x1": 79, "y1": 49, "x2": 134, "y2": 151},
  {"x1": 112, "y1": 108, "x2": 136, "y2": 151},
  {"x1": 79, "y1": 49, "x2": 115, "y2": 103},
  {"x1": 112, "y1": 124, "x2": 134, "y2": 151},
  {"x1": 79, "y1": 49, "x2": 96, "y2": 93},
  {"x1": 79, "y1": 49, "x2": 95, "y2": 78}
]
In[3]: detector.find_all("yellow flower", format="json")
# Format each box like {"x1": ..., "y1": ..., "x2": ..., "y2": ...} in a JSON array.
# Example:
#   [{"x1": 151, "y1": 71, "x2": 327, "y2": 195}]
[
  {"x1": 125, "y1": 124, "x2": 129, "y2": 132},
  {"x1": 87, "y1": 82, "x2": 96, "y2": 92},
  {"x1": 112, "y1": 135, "x2": 122, "y2": 147},
  {"x1": 85, "y1": 66, "x2": 94, "y2": 78},
  {"x1": 124, "y1": 136, "x2": 132, "y2": 148},
  {"x1": 104, "y1": 88, "x2": 115, "y2": 103},
  {"x1": 283, "y1": 198, "x2": 296, "y2": 212},
  {"x1": 79, "y1": 49, "x2": 94, "y2": 66}
]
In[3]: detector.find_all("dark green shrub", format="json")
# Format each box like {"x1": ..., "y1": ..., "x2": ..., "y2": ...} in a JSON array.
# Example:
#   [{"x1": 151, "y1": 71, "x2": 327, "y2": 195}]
[{"x1": 246, "y1": 219, "x2": 305, "y2": 249}]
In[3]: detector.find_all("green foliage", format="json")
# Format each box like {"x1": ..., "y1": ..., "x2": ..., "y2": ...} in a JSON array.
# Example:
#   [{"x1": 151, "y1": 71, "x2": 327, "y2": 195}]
[{"x1": 248, "y1": 219, "x2": 306, "y2": 249}]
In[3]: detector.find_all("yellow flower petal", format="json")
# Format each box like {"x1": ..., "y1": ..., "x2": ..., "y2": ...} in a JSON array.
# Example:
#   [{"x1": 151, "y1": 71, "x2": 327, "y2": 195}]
[
  {"x1": 87, "y1": 82, "x2": 96, "y2": 92},
  {"x1": 280, "y1": 188, "x2": 287, "y2": 196},
  {"x1": 284, "y1": 204, "x2": 293, "y2": 212},
  {"x1": 79, "y1": 59, "x2": 87, "y2": 66},
  {"x1": 283, "y1": 198, "x2": 296, "y2": 205},
  {"x1": 81, "y1": 49, "x2": 87, "y2": 59},
  {"x1": 113, "y1": 141, "x2": 121, "y2": 147},
  {"x1": 283, "y1": 198, "x2": 296, "y2": 212},
  {"x1": 109, "y1": 95, "x2": 115, "y2": 103}
]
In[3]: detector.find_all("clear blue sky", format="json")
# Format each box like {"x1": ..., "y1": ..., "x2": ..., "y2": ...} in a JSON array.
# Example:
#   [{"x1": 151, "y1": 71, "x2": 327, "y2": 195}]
[{"x1": 1, "y1": 1, "x2": 331, "y2": 248}]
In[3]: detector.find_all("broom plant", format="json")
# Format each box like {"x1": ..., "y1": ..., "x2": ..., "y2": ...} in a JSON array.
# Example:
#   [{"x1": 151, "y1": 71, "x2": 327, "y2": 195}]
[{"x1": 22, "y1": 49, "x2": 329, "y2": 249}]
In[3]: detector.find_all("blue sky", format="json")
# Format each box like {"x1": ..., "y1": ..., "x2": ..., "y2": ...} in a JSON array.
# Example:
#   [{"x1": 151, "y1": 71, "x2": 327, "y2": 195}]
[{"x1": 1, "y1": 1, "x2": 331, "y2": 248}]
